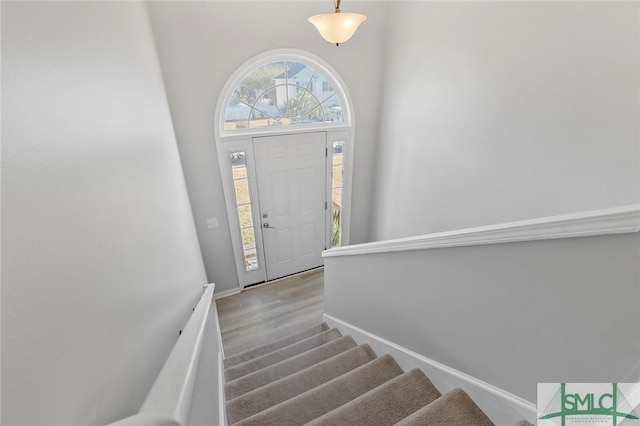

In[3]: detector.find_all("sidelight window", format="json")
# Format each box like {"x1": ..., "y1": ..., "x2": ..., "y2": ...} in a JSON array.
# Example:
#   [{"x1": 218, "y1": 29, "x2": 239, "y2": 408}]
[
  {"x1": 230, "y1": 152, "x2": 258, "y2": 271},
  {"x1": 331, "y1": 141, "x2": 345, "y2": 247}
]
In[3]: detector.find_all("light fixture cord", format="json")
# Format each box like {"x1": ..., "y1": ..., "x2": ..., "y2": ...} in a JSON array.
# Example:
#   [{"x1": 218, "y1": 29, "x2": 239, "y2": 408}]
[{"x1": 333, "y1": 0, "x2": 343, "y2": 46}]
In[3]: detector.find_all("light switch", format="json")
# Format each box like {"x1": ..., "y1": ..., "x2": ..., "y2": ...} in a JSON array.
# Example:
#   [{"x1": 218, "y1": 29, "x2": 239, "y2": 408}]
[{"x1": 206, "y1": 217, "x2": 219, "y2": 229}]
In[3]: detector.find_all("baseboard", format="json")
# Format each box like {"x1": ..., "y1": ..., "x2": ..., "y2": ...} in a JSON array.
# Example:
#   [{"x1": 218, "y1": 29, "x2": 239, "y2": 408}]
[
  {"x1": 214, "y1": 288, "x2": 241, "y2": 300},
  {"x1": 324, "y1": 313, "x2": 537, "y2": 425}
]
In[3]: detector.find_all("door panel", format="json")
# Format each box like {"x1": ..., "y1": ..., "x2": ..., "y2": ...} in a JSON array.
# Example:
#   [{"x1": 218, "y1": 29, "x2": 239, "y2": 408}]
[{"x1": 254, "y1": 132, "x2": 326, "y2": 281}]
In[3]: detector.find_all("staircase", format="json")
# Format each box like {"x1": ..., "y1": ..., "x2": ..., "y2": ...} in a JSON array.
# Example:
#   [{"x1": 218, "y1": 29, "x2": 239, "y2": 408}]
[{"x1": 223, "y1": 323, "x2": 494, "y2": 425}]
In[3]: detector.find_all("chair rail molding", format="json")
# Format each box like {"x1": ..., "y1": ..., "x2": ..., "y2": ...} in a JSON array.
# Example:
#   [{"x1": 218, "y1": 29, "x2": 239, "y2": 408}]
[{"x1": 323, "y1": 204, "x2": 640, "y2": 257}]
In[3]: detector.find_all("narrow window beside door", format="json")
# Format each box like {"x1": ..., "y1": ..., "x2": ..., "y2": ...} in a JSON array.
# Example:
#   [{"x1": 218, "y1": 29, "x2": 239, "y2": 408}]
[
  {"x1": 230, "y1": 152, "x2": 259, "y2": 271},
  {"x1": 331, "y1": 140, "x2": 345, "y2": 247}
]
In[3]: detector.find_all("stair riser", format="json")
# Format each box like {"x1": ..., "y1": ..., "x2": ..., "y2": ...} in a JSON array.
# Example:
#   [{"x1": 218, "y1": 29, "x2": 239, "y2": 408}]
[
  {"x1": 224, "y1": 336, "x2": 357, "y2": 400},
  {"x1": 226, "y1": 344, "x2": 377, "y2": 424},
  {"x1": 234, "y1": 354, "x2": 404, "y2": 426},
  {"x1": 308, "y1": 369, "x2": 441, "y2": 426},
  {"x1": 223, "y1": 322, "x2": 496, "y2": 426},
  {"x1": 224, "y1": 323, "x2": 329, "y2": 368},
  {"x1": 225, "y1": 328, "x2": 342, "y2": 381}
]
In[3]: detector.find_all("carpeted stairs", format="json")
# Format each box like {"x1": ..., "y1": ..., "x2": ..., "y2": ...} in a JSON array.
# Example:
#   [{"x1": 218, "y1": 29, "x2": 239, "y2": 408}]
[{"x1": 223, "y1": 322, "x2": 495, "y2": 425}]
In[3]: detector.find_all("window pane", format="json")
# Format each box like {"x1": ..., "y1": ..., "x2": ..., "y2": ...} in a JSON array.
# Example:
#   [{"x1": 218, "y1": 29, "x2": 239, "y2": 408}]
[
  {"x1": 332, "y1": 165, "x2": 343, "y2": 190},
  {"x1": 331, "y1": 209, "x2": 342, "y2": 247},
  {"x1": 230, "y1": 151, "x2": 260, "y2": 272},
  {"x1": 332, "y1": 140, "x2": 345, "y2": 192},
  {"x1": 299, "y1": 104, "x2": 324, "y2": 124},
  {"x1": 232, "y1": 165, "x2": 247, "y2": 179},
  {"x1": 331, "y1": 140, "x2": 345, "y2": 247},
  {"x1": 332, "y1": 188, "x2": 343, "y2": 209},
  {"x1": 234, "y1": 178, "x2": 250, "y2": 205},
  {"x1": 332, "y1": 141, "x2": 344, "y2": 163},
  {"x1": 289, "y1": 89, "x2": 312, "y2": 118},
  {"x1": 232, "y1": 77, "x2": 259, "y2": 106},
  {"x1": 224, "y1": 60, "x2": 344, "y2": 131},
  {"x1": 253, "y1": 95, "x2": 277, "y2": 117},
  {"x1": 320, "y1": 93, "x2": 343, "y2": 123},
  {"x1": 241, "y1": 227, "x2": 256, "y2": 248},
  {"x1": 244, "y1": 248, "x2": 258, "y2": 271},
  {"x1": 255, "y1": 61, "x2": 286, "y2": 89},
  {"x1": 248, "y1": 112, "x2": 272, "y2": 128},
  {"x1": 237, "y1": 204, "x2": 253, "y2": 228}
]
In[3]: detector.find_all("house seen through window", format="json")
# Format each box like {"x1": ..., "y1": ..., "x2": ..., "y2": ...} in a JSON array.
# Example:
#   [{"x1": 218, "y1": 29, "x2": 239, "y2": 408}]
[{"x1": 224, "y1": 61, "x2": 344, "y2": 130}]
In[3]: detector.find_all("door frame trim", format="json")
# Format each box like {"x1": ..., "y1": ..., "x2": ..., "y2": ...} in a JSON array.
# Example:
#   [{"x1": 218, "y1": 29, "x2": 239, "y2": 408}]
[
  {"x1": 215, "y1": 129, "x2": 353, "y2": 289},
  {"x1": 214, "y1": 49, "x2": 355, "y2": 289}
]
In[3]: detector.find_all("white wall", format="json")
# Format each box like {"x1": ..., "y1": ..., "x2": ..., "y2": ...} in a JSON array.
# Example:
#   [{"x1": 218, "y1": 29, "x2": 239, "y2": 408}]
[
  {"x1": 187, "y1": 300, "x2": 222, "y2": 426},
  {"x1": 2, "y1": 2, "x2": 208, "y2": 425},
  {"x1": 146, "y1": 1, "x2": 390, "y2": 292},
  {"x1": 372, "y1": 2, "x2": 640, "y2": 240},
  {"x1": 324, "y1": 231, "x2": 640, "y2": 404}
]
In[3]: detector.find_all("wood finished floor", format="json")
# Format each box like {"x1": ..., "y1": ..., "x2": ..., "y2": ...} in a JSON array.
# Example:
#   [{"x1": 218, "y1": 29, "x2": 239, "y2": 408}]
[{"x1": 216, "y1": 268, "x2": 324, "y2": 357}]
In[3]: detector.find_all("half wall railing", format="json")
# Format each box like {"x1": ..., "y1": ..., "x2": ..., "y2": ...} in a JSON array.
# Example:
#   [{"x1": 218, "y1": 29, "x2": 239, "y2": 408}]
[
  {"x1": 108, "y1": 283, "x2": 216, "y2": 426},
  {"x1": 324, "y1": 204, "x2": 640, "y2": 257},
  {"x1": 321, "y1": 204, "x2": 640, "y2": 425}
]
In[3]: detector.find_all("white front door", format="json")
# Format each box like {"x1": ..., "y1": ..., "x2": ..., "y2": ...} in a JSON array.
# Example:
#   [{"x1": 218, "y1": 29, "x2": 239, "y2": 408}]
[{"x1": 253, "y1": 132, "x2": 327, "y2": 281}]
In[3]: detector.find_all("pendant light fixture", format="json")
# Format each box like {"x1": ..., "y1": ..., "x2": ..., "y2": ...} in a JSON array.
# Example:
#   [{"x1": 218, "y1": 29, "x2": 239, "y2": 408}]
[{"x1": 308, "y1": 0, "x2": 367, "y2": 46}]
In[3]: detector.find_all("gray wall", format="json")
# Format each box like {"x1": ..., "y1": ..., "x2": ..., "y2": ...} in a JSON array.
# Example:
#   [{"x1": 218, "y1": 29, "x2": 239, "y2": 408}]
[
  {"x1": 324, "y1": 232, "x2": 640, "y2": 403},
  {"x1": 147, "y1": 1, "x2": 390, "y2": 292},
  {"x1": 372, "y1": 2, "x2": 640, "y2": 240},
  {"x1": 2, "y1": 3, "x2": 208, "y2": 425}
]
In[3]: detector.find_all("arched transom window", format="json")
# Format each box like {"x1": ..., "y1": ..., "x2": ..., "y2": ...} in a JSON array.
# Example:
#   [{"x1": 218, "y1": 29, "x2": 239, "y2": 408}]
[{"x1": 223, "y1": 60, "x2": 345, "y2": 131}]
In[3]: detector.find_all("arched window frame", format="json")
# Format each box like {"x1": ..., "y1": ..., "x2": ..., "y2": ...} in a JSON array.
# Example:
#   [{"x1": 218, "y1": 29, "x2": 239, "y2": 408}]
[
  {"x1": 217, "y1": 51, "x2": 352, "y2": 136},
  {"x1": 214, "y1": 49, "x2": 355, "y2": 289}
]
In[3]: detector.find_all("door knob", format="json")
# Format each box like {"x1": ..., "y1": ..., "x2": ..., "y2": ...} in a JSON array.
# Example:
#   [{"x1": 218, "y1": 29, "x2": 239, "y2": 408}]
[{"x1": 263, "y1": 223, "x2": 275, "y2": 229}]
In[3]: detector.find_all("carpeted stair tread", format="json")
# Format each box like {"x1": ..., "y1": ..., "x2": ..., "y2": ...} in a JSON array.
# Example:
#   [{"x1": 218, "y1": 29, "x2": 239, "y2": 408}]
[
  {"x1": 234, "y1": 354, "x2": 404, "y2": 426},
  {"x1": 225, "y1": 336, "x2": 357, "y2": 400},
  {"x1": 308, "y1": 368, "x2": 441, "y2": 426},
  {"x1": 394, "y1": 387, "x2": 495, "y2": 426},
  {"x1": 224, "y1": 323, "x2": 329, "y2": 368},
  {"x1": 225, "y1": 328, "x2": 342, "y2": 382},
  {"x1": 226, "y1": 344, "x2": 377, "y2": 424}
]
